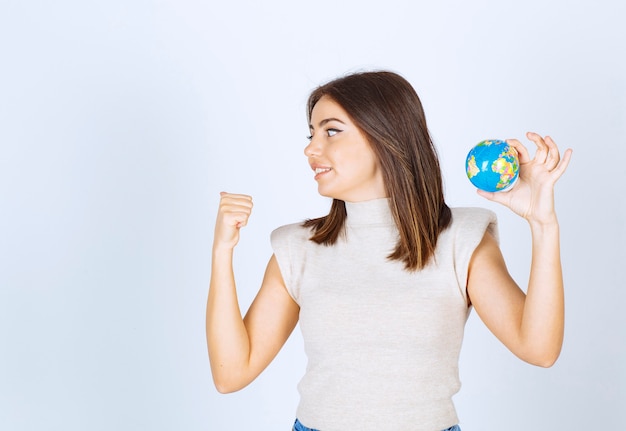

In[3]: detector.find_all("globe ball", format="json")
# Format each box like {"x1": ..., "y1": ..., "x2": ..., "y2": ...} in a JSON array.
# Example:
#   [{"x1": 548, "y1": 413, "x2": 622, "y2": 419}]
[{"x1": 465, "y1": 139, "x2": 519, "y2": 192}]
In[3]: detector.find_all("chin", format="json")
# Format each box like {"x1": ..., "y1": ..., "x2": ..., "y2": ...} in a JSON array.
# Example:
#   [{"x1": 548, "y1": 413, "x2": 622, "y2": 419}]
[{"x1": 316, "y1": 186, "x2": 336, "y2": 199}]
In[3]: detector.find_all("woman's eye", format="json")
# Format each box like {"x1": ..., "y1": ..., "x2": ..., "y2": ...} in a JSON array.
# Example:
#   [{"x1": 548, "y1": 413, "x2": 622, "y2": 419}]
[
  {"x1": 306, "y1": 135, "x2": 313, "y2": 141},
  {"x1": 327, "y1": 128, "x2": 340, "y2": 137}
]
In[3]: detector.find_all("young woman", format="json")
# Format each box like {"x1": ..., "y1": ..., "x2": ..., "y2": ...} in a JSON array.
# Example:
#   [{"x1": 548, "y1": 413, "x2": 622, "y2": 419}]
[{"x1": 207, "y1": 71, "x2": 572, "y2": 431}]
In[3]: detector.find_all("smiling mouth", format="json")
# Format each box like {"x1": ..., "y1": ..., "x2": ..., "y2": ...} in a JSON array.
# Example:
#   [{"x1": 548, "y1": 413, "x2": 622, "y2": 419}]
[{"x1": 313, "y1": 167, "x2": 332, "y2": 180}]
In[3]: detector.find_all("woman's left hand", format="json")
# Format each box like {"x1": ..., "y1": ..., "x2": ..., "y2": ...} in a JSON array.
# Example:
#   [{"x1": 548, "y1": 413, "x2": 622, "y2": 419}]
[{"x1": 478, "y1": 132, "x2": 573, "y2": 224}]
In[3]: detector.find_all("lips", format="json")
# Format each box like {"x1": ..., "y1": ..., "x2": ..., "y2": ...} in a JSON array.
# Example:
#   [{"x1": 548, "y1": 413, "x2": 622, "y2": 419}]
[{"x1": 311, "y1": 165, "x2": 332, "y2": 180}]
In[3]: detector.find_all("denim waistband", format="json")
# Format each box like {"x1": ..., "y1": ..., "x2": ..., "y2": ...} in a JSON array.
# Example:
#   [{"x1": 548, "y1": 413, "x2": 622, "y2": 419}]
[
  {"x1": 292, "y1": 419, "x2": 317, "y2": 431},
  {"x1": 292, "y1": 418, "x2": 461, "y2": 431}
]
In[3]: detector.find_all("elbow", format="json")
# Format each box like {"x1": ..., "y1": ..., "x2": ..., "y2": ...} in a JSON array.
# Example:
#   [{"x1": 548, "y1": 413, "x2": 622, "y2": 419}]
[
  {"x1": 214, "y1": 380, "x2": 240, "y2": 394},
  {"x1": 530, "y1": 356, "x2": 559, "y2": 368},
  {"x1": 516, "y1": 332, "x2": 563, "y2": 368},
  {"x1": 521, "y1": 347, "x2": 562, "y2": 368},
  {"x1": 538, "y1": 349, "x2": 562, "y2": 368},
  {"x1": 213, "y1": 377, "x2": 243, "y2": 394},
  {"x1": 209, "y1": 354, "x2": 251, "y2": 393},
  {"x1": 211, "y1": 371, "x2": 250, "y2": 394}
]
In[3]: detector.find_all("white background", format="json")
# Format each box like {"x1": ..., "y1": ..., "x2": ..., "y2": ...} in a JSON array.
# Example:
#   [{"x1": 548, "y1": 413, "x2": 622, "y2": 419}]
[{"x1": 1, "y1": 1, "x2": 624, "y2": 430}]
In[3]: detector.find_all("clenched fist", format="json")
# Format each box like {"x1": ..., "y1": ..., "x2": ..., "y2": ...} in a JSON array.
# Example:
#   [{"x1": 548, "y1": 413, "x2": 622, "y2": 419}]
[{"x1": 213, "y1": 192, "x2": 253, "y2": 250}]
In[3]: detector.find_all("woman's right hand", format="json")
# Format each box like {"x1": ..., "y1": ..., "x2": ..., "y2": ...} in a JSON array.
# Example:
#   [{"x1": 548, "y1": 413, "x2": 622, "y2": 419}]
[{"x1": 213, "y1": 192, "x2": 253, "y2": 250}]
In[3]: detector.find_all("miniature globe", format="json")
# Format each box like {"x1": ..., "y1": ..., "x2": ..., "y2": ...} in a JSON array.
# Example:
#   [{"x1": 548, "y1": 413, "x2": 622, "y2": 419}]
[{"x1": 465, "y1": 139, "x2": 519, "y2": 192}]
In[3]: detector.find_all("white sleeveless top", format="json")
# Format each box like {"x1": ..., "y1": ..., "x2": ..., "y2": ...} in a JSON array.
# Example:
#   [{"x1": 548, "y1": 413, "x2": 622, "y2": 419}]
[{"x1": 271, "y1": 198, "x2": 497, "y2": 431}]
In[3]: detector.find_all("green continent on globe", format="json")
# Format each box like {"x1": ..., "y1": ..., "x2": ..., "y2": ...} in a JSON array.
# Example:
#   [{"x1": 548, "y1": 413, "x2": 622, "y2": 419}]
[
  {"x1": 466, "y1": 155, "x2": 479, "y2": 178},
  {"x1": 491, "y1": 147, "x2": 519, "y2": 189}
]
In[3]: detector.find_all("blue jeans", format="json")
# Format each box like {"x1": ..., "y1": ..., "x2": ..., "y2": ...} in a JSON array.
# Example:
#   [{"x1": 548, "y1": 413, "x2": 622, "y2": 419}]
[{"x1": 293, "y1": 418, "x2": 461, "y2": 431}]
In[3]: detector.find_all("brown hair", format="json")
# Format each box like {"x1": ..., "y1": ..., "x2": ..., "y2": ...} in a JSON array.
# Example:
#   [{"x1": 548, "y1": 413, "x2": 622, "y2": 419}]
[{"x1": 303, "y1": 71, "x2": 452, "y2": 271}]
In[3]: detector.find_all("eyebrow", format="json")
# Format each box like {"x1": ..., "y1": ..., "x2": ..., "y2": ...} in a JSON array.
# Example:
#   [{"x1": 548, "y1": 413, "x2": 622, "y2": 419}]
[{"x1": 309, "y1": 117, "x2": 346, "y2": 130}]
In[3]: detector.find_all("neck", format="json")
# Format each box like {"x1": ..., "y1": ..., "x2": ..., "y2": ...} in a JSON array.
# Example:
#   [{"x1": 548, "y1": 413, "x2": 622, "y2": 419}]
[{"x1": 344, "y1": 198, "x2": 393, "y2": 227}]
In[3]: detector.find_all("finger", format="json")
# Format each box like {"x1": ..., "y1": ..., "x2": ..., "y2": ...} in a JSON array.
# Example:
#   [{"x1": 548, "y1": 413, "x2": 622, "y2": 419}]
[
  {"x1": 217, "y1": 192, "x2": 254, "y2": 225},
  {"x1": 220, "y1": 202, "x2": 253, "y2": 218},
  {"x1": 526, "y1": 132, "x2": 549, "y2": 163},
  {"x1": 543, "y1": 136, "x2": 561, "y2": 170},
  {"x1": 476, "y1": 189, "x2": 495, "y2": 201},
  {"x1": 221, "y1": 200, "x2": 254, "y2": 212},
  {"x1": 220, "y1": 192, "x2": 253, "y2": 202},
  {"x1": 476, "y1": 188, "x2": 508, "y2": 206},
  {"x1": 221, "y1": 210, "x2": 251, "y2": 229},
  {"x1": 506, "y1": 139, "x2": 531, "y2": 164},
  {"x1": 235, "y1": 216, "x2": 249, "y2": 229},
  {"x1": 220, "y1": 193, "x2": 254, "y2": 209},
  {"x1": 550, "y1": 148, "x2": 573, "y2": 181}
]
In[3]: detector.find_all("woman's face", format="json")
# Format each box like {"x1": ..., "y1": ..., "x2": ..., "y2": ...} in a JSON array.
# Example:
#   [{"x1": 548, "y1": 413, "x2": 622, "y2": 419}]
[{"x1": 305, "y1": 96, "x2": 386, "y2": 202}]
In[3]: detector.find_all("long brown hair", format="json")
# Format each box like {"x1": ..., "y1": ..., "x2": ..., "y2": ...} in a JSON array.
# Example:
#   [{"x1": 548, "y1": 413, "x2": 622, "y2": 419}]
[{"x1": 303, "y1": 71, "x2": 452, "y2": 271}]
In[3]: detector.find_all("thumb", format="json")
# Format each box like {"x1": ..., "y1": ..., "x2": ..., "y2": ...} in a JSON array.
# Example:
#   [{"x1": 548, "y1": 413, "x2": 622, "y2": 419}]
[
  {"x1": 477, "y1": 189, "x2": 496, "y2": 201},
  {"x1": 476, "y1": 188, "x2": 512, "y2": 207}
]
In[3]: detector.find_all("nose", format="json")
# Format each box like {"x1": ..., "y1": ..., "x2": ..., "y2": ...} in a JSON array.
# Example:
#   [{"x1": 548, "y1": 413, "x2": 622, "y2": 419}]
[{"x1": 304, "y1": 136, "x2": 321, "y2": 158}]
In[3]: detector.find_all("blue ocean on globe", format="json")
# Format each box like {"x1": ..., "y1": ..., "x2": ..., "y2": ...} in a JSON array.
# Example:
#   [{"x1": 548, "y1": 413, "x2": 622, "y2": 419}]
[{"x1": 465, "y1": 139, "x2": 519, "y2": 192}]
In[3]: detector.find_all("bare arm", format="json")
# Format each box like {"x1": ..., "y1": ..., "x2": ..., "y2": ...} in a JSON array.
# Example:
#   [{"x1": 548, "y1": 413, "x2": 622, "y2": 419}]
[
  {"x1": 206, "y1": 193, "x2": 299, "y2": 393},
  {"x1": 468, "y1": 227, "x2": 563, "y2": 366},
  {"x1": 467, "y1": 133, "x2": 572, "y2": 367}
]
